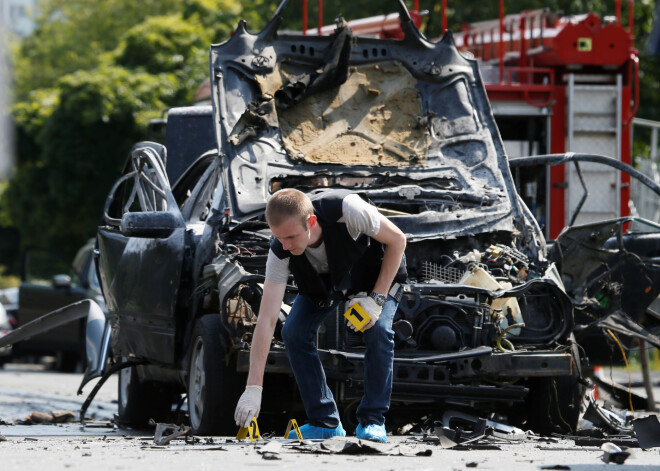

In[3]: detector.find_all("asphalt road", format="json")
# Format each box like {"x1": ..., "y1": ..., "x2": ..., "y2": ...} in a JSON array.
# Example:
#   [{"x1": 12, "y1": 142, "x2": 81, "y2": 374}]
[{"x1": 1, "y1": 362, "x2": 659, "y2": 471}]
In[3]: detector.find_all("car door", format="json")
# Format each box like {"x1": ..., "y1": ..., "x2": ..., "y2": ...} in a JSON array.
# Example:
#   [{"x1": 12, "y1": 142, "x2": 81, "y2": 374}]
[{"x1": 97, "y1": 142, "x2": 186, "y2": 364}]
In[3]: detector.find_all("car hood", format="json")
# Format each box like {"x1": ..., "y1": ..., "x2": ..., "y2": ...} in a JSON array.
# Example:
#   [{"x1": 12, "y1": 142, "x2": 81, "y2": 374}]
[{"x1": 209, "y1": 0, "x2": 532, "y2": 242}]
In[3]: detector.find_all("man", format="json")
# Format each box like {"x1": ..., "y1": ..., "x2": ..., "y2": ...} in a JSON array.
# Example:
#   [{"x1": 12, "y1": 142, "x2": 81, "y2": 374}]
[{"x1": 234, "y1": 188, "x2": 406, "y2": 442}]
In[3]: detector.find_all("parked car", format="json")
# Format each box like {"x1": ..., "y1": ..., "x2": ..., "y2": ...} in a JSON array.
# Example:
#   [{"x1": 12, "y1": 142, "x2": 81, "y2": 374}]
[
  {"x1": 92, "y1": 1, "x2": 660, "y2": 436},
  {"x1": 0, "y1": 299, "x2": 16, "y2": 366},
  {"x1": 11, "y1": 239, "x2": 105, "y2": 371}
]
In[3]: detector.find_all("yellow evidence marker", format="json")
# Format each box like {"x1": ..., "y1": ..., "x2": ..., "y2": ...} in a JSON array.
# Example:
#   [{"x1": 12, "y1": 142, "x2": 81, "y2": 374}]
[
  {"x1": 236, "y1": 417, "x2": 262, "y2": 442},
  {"x1": 343, "y1": 302, "x2": 372, "y2": 332},
  {"x1": 284, "y1": 418, "x2": 303, "y2": 441}
]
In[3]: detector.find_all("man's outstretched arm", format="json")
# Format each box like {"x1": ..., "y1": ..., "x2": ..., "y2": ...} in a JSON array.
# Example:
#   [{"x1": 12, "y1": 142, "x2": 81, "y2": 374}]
[{"x1": 234, "y1": 280, "x2": 286, "y2": 427}]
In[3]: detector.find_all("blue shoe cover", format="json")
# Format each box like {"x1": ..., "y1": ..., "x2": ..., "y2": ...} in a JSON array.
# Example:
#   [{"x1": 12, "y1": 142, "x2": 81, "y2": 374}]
[
  {"x1": 288, "y1": 423, "x2": 346, "y2": 439},
  {"x1": 356, "y1": 423, "x2": 387, "y2": 443}
]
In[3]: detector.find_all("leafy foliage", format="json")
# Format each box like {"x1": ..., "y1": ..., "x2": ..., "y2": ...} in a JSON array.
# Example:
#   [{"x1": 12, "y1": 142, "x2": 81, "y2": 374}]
[
  {"x1": 114, "y1": 15, "x2": 211, "y2": 74},
  {"x1": 4, "y1": 67, "x2": 176, "y2": 252},
  {"x1": 2, "y1": 0, "x2": 266, "y2": 262}
]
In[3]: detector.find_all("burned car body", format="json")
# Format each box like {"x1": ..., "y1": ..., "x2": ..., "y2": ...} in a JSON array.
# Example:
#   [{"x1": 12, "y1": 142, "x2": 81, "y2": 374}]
[
  {"x1": 510, "y1": 154, "x2": 660, "y2": 364},
  {"x1": 93, "y1": 1, "x2": 659, "y2": 436}
]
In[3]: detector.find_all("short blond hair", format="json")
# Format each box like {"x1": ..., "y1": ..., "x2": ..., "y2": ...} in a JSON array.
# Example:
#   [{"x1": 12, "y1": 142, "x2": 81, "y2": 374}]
[{"x1": 266, "y1": 189, "x2": 313, "y2": 228}]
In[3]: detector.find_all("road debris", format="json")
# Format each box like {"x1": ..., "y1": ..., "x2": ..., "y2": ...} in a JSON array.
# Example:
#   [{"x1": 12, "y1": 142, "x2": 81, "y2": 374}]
[
  {"x1": 22, "y1": 410, "x2": 76, "y2": 424},
  {"x1": 258, "y1": 440, "x2": 283, "y2": 460},
  {"x1": 632, "y1": 415, "x2": 660, "y2": 449},
  {"x1": 29, "y1": 411, "x2": 53, "y2": 423},
  {"x1": 403, "y1": 411, "x2": 528, "y2": 451},
  {"x1": 580, "y1": 389, "x2": 633, "y2": 435},
  {"x1": 290, "y1": 436, "x2": 433, "y2": 456},
  {"x1": 51, "y1": 410, "x2": 76, "y2": 423},
  {"x1": 150, "y1": 421, "x2": 192, "y2": 446},
  {"x1": 600, "y1": 442, "x2": 631, "y2": 464}
]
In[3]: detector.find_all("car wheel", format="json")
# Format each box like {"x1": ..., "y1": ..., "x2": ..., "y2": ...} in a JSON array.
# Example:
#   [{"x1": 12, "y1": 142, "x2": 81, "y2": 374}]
[
  {"x1": 187, "y1": 314, "x2": 240, "y2": 435},
  {"x1": 518, "y1": 338, "x2": 584, "y2": 435},
  {"x1": 117, "y1": 359, "x2": 173, "y2": 428}
]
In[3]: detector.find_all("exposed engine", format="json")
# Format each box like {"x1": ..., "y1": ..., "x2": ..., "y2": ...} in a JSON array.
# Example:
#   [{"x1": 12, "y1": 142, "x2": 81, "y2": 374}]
[
  {"x1": 211, "y1": 221, "x2": 572, "y2": 356},
  {"x1": 316, "y1": 238, "x2": 573, "y2": 355}
]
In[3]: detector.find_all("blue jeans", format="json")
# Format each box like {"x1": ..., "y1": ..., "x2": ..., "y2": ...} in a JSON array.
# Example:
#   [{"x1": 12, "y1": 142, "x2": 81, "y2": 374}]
[{"x1": 281, "y1": 294, "x2": 397, "y2": 428}]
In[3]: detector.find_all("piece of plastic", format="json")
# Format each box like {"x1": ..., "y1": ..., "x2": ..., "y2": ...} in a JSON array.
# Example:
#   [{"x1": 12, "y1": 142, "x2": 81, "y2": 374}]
[
  {"x1": 459, "y1": 267, "x2": 524, "y2": 335},
  {"x1": 236, "y1": 417, "x2": 262, "y2": 442},
  {"x1": 284, "y1": 418, "x2": 303, "y2": 441},
  {"x1": 344, "y1": 303, "x2": 371, "y2": 332}
]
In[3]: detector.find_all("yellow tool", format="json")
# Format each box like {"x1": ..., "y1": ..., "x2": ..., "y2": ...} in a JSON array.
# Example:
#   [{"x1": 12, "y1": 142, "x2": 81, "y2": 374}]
[
  {"x1": 236, "y1": 417, "x2": 262, "y2": 442},
  {"x1": 343, "y1": 303, "x2": 371, "y2": 332},
  {"x1": 284, "y1": 418, "x2": 303, "y2": 441}
]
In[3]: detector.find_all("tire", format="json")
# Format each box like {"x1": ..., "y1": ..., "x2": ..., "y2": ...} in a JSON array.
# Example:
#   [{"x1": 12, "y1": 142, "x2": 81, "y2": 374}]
[
  {"x1": 187, "y1": 314, "x2": 240, "y2": 435},
  {"x1": 518, "y1": 338, "x2": 584, "y2": 435},
  {"x1": 117, "y1": 359, "x2": 174, "y2": 428}
]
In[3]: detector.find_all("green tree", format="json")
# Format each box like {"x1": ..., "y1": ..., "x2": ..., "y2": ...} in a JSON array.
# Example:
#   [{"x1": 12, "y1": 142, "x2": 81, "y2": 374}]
[
  {"x1": 3, "y1": 67, "x2": 177, "y2": 252},
  {"x1": 2, "y1": 0, "x2": 263, "y2": 261}
]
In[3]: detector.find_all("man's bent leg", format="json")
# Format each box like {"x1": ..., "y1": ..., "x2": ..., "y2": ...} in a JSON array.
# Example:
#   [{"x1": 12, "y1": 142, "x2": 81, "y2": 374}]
[
  {"x1": 281, "y1": 295, "x2": 341, "y2": 428},
  {"x1": 356, "y1": 296, "x2": 397, "y2": 426}
]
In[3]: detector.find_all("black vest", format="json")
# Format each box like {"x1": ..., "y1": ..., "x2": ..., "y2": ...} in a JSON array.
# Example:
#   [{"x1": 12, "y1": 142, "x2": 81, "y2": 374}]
[{"x1": 270, "y1": 190, "x2": 407, "y2": 305}]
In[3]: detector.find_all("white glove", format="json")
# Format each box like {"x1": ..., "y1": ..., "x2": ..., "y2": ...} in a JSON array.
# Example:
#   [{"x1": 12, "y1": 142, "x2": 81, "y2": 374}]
[
  {"x1": 346, "y1": 295, "x2": 383, "y2": 331},
  {"x1": 234, "y1": 385, "x2": 263, "y2": 427}
]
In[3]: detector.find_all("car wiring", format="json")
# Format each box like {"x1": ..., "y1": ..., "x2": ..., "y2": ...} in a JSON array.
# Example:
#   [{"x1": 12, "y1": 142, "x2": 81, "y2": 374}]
[{"x1": 606, "y1": 328, "x2": 635, "y2": 417}]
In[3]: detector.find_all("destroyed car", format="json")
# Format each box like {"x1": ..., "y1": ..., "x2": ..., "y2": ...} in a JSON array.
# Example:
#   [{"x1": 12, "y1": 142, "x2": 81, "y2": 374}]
[{"x1": 91, "y1": 0, "x2": 660, "y2": 436}]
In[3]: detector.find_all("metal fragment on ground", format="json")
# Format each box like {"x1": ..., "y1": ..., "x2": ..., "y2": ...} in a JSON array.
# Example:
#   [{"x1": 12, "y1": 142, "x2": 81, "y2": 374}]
[
  {"x1": 257, "y1": 440, "x2": 282, "y2": 455},
  {"x1": 152, "y1": 422, "x2": 192, "y2": 446},
  {"x1": 632, "y1": 415, "x2": 660, "y2": 449},
  {"x1": 433, "y1": 414, "x2": 489, "y2": 448},
  {"x1": 600, "y1": 442, "x2": 631, "y2": 464},
  {"x1": 441, "y1": 410, "x2": 526, "y2": 442},
  {"x1": 433, "y1": 430, "x2": 458, "y2": 449}
]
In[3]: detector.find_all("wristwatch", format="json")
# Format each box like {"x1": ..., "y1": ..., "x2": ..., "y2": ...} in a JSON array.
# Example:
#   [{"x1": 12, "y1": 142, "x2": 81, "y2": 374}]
[{"x1": 368, "y1": 292, "x2": 387, "y2": 307}]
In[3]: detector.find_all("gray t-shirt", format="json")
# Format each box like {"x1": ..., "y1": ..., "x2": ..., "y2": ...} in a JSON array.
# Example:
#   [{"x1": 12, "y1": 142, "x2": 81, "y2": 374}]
[{"x1": 265, "y1": 194, "x2": 381, "y2": 284}]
